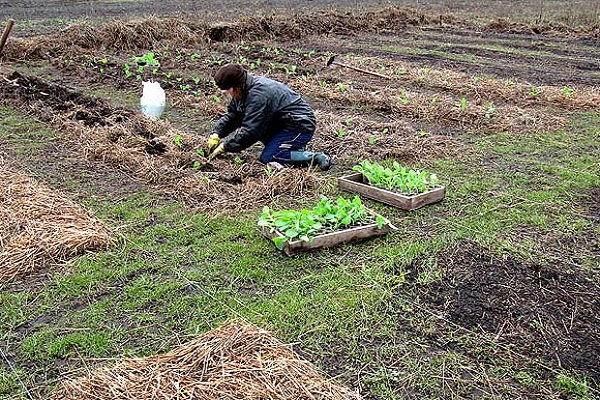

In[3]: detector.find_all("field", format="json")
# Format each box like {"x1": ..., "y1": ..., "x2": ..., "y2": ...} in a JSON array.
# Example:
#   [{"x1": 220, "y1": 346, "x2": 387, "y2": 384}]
[{"x1": 1, "y1": 1, "x2": 599, "y2": 399}]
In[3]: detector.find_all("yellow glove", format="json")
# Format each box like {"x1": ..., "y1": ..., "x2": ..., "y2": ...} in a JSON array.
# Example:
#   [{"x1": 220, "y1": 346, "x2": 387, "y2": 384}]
[
  {"x1": 208, "y1": 142, "x2": 226, "y2": 160},
  {"x1": 207, "y1": 133, "x2": 220, "y2": 153}
]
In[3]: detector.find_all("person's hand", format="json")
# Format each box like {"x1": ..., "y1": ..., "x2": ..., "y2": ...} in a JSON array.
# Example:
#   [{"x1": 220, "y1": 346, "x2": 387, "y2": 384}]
[
  {"x1": 208, "y1": 142, "x2": 226, "y2": 160},
  {"x1": 207, "y1": 133, "x2": 220, "y2": 153}
]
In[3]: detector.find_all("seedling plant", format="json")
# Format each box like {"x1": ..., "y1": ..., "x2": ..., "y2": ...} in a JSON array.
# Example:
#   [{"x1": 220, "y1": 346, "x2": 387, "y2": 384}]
[
  {"x1": 259, "y1": 196, "x2": 386, "y2": 250},
  {"x1": 353, "y1": 160, "x2": 440, "y2": 195}
]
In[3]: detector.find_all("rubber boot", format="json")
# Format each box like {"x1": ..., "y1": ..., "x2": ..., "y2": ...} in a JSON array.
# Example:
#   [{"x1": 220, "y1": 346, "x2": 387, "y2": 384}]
[{"x1": 290, "y1": 151, "x2": 331, "y2": 171}]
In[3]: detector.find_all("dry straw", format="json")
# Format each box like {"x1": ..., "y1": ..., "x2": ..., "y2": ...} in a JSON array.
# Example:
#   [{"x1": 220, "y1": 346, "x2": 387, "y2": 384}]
[
  {"x1": 0, "y1": 164, "x2": 113, "y2": 283},
  {"x1": 52, "y1": 320, "x2": 361, "y2": 400}
]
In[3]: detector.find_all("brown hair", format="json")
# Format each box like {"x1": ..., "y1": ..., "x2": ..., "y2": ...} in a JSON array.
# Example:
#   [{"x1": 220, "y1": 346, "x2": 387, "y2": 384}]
[{"x1": 213, "y1": 64, "x2": 246, "y2": 90}]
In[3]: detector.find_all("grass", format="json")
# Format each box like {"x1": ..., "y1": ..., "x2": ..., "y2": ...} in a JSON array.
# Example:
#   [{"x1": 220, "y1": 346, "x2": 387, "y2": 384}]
[{"x1": 1, "y1": 20, "x2": 600, "y2": 399}]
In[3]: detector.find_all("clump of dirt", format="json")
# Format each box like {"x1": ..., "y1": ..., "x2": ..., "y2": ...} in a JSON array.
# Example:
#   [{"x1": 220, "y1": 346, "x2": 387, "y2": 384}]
[{"x1": 418, "y1": 241, "x2": 600, "y2": 381}]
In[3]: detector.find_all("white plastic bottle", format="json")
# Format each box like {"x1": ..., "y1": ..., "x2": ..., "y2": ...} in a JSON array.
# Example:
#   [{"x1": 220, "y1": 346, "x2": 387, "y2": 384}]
[{"x1": 140, "y1": 81, "x2": 166, "y2": 119}]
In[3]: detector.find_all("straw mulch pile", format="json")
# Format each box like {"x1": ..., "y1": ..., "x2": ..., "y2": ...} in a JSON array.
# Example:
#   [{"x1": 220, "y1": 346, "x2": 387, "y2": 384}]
[
  {"x1": 0, "y1": 165, "x2": 113, "y2": 283},
  {"x1": 52, "y1": 320, "x2": 362, "y2": 400}
]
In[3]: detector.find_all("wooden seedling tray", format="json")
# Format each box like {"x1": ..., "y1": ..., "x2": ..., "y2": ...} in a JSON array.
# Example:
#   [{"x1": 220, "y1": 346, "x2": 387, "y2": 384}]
[
  {"x1": 338, "y1": 173, "x2": 445, "y2": 211},
  {"x1": 261, "y1": 220, "x2": 390, "y2": 256}
]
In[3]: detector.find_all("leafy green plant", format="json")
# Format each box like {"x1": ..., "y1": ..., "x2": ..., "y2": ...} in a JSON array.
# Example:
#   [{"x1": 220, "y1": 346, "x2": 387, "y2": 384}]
[
  {"x1": 554, "y1": 374, "x2": 589, "y2": 399},
  {"x1": 337, "y1": 127, "x2": 346, "y2": 137},
  {"x1": 485, "y1": 102, "x2": 496, "y2": 119},
  {"x1": 353, "y1": 160, "x2": 440, "y2": 195},
  {"x1": 258, "y1": 196, "x2": 385, "y2": 250},
  {"x1": 398, "y1": 88, "x2": 410, "y2": 105},
  {"x1": 336, "y1": 83, "x2": 348, "y2": 92},
  {"x1": 460, "y1": 97, "x2": 468, "y2": 110},
  {"x1": 368, "y1": 136, "x2": 380, "y2": 145},
  {"x1": 173, "y1": 134, "x2": 183, "y2": 148},
  {"x1": 562, "y1": 86, "x2": 574, "y2": 96},
  {"x1": 528, "y1": 86, "x2": 539, "y2": 96}
]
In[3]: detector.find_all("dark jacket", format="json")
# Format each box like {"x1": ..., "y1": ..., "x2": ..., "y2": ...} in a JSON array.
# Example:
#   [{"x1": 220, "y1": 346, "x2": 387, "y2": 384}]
[{"x1": 214, "y1": 73, "x2": 316, "y2": 152}]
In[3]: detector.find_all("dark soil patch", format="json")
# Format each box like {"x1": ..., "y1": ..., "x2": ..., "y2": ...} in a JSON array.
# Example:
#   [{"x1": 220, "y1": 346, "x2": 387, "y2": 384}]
[
  {"x1": 419, "y1": 241, "x2": 600, "y2": 382},
  {"x1": 2, "y1": 71, "x2": 132, "y2": 127},
  {"x1": 583, "y1": 187, "x2": 600, "y2": 224}
]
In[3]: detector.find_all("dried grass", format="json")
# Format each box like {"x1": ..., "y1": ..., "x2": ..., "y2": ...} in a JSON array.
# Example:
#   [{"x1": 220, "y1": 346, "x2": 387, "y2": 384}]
[
  {"x1": 52, "y1": 320, "x2": 361, "y2": 400},
  {"x1": 0, "y1": 164, "x2": 113, "y2": 283}
]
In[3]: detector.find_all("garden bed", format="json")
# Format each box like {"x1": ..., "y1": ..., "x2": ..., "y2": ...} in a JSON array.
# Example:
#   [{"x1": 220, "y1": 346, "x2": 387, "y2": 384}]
[{"x1": 338, "y1": 172, "x2": 445, "y2": 210}]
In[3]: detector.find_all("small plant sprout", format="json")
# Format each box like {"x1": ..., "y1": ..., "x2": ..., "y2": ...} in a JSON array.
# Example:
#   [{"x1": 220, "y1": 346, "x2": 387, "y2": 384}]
[
  {"x1": 418, "y1": 130, "x2": 428, "y2": 137},
  {"x1": 336, "y1": 83, "x2": 348, "y2": 92},
  {"x1": 234, "y1": 156, "x2": 245, "y2": 164},
  {"x1": 196, "y1": 148, "x2": 205, "y2": 157},
  {"x1": 460, "y1": 97, "x2": 468, "y2": 110},
  {"x1": 190, "y1": 53, "x2": 202, "y2": 61},
  {"x1": 211, "y1": 94, "x2": 221, "y2": 104},
  {"x1": 398, "y1": 88, "x2": 410, "y2": 105},
  {"x1": 368, "y1": 136, "x2": 380, "y2": 145},
  {"x1": 528, "y1": 86, "x2": 540, "y2": 96},
  {"x1": 472, "y1": 75, "x2": 481, "y2": 84},
  {"x1": 562, "y1": 86, "x2": 574, "y2": 96},
  {"x1": 381, "y1": 128, "x2": 389, "y2": 135},
  {"x1": 353, "y1": 160, "x2": 440, "y2": 195},
  {"x1": 505, "y1": 79, "x2": 516, "y2": 88},
  {"x1": 344, "y1": 118, "x2": 352, "y2": 127},
  {"x1": 179, "y1": 84, "x2": 191, "y2": 91},
  {"x1": 123, "y1": 64, "x2": 133, "y2": 78},
  {"x1": 319, "y1": 81, "x2": 328, "y2": 88},
  {"x1": 485, "y1": 102, "x2": 496, "y2": 119},
  {"x1": 283, "y1": 65, "x2": 297, "y2": 75},
  {"x1": 395, "y1": 68, "x2": 407, "y2": 75},
  {"x1": 193, "y1": 161, "x2": 201, "y2": 170},
  {"x1": 337, "y1": 127, "x2": 346, "y2": 137},
  {"x1": 173, "y1": 134, "x2": 183, "y2": 148}
]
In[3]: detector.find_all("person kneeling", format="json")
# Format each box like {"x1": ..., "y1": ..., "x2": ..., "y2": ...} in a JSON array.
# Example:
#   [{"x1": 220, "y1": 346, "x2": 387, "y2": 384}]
[{"x1": 206, "y1": 64, "x2": 331, "y2": 170}]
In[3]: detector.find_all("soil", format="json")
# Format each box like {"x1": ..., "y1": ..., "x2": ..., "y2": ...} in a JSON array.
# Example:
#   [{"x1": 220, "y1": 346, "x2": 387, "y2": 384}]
[{"x1": 418, "y1": 240, "x2": 600, "y2": 381}]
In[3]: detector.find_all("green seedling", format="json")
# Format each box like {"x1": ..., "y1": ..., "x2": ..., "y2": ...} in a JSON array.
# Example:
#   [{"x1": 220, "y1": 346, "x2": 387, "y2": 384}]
[
  {"x1": 196, "y1": 148, "x2": 205, "y2": 157},
  {"x1": 337, "y1": 127, "x2": 346, "y2": 137},
  {"x1": 460, "y1": 97, "x2": 468, "y2": 110},
  {"x1": 528, "y1": 86, "x2": 539, "y2": 96},
  {"x1": 319, "y1": 81, "x2": 328, "y2": 88},
  {"x1": 259, "y1": 196, "x2": 384, "y2": 250},
  {"x1": 179, "y1": 84, "x2": 192, "y2": 91},
  {"x1": 123, "y1": 64, "x2": 133, "y2": 78},
  {"x1": 485, "y1": 102, "x2": 496, "y2": 119},
  {"x1": 173, "y1": 134, "x2": 183, "y2": 148},
  {"x1": 234, "y1": 156, "x2": 245, "y2": 164},
  {"x1": 133, "y1": 52, "x2": 160, "y2": 67},
  {"x1": 336, "y1": 83, "x2": 348, "y2": 92},
  {"x1": 395, "y1": 68, "x2": 407, "y2": 75},
  {"x1": 190, "y1": 53, "x2": 202, "y2": 61},
  {"x1": 368, "y1": 136, "x2": 380, "y2": 145},
  {"x1": 353, "y1": 160, "x2": 440, "y2": 195},
  {"x1": 562, "y1": 86, "x2": 574, "y2": 96},
  {"x1": 283, "y1": 65, "x2": 297, "y2": 75},
  {"x1": 398, "y1": 88, "x2": 410, "y2": 105}
]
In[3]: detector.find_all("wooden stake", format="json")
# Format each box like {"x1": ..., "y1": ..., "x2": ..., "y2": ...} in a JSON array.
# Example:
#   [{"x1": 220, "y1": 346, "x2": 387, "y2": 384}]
[{"x1": 0, "y1": 19, "x2": 15, "y2": 56}]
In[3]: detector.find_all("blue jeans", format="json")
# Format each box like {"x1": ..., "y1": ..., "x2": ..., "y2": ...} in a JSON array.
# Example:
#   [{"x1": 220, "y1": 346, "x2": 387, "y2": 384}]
[{"x1": 259, "y1": 130, "x2": 313, "y2": 164}]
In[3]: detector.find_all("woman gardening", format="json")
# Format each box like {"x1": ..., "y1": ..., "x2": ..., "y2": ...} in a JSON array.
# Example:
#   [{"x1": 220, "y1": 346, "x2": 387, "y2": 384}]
[{"x1": 206, "y1": 64, "x2": 331, "y2": 170}]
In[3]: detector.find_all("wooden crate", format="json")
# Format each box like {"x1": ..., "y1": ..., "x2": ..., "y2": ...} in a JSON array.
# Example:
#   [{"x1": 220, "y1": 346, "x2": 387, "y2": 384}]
[
  {"x1": 338, "y1": 173, "x2": 445, "y2": 211},
  {"x1": 262, "y1": 221, "x2": 390, "y2": 256}
]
